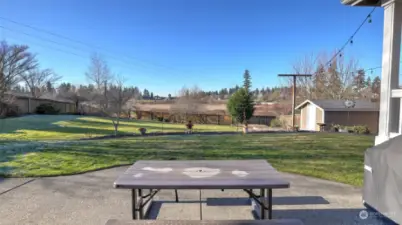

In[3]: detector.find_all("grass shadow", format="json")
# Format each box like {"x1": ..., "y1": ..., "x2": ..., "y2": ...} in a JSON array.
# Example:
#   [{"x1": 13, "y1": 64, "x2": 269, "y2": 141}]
[
  {"x1": 1, "y1": 133, "x2": 374, "y2": 186},
  {"x1": 0, "y1": 115, "x2": 81, "y2": 134}
]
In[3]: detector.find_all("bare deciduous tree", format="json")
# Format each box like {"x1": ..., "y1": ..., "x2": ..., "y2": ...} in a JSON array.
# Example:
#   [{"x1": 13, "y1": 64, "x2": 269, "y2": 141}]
[
  {"x1": 57, "y1": 85, "x2": 92, "y2": 114},
  {"x1": 85, "y1": 53, "x2": 112, "y2": 109},
  {"x1": 85, "y1": 53, "x2": 111, "y2": 91},
  {"x1": 20, "y1": 68, "x2": 61, "y2": 98},
  {"x1": 170, "y1": 85, "x2": 205, "y2": 122},
  {"x1": 290, "y1": 51, "x2": 358, "y2": 101},
  {"x1": 123, "y1": 98, "x2": 137, "y2": 119},
  {"x1": 102, "y1": 76, "x2": 136, "y2": 135},
  {"x1": 0, "y1": 41, "x2": 37, "y2": 116}
]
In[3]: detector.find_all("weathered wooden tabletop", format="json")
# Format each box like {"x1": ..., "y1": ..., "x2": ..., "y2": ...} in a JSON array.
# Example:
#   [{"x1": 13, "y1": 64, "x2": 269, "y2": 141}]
[{"x1": 114, "y1": 160, "x2": 289, "y2": 189}]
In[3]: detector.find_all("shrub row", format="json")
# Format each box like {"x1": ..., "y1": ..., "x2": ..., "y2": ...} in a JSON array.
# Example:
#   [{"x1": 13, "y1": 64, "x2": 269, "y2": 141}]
[
  {"x1": 155, "y1": 116, "x2": 170, "y2": 123},
  {"x1": 331, "y1": 124, "x2": 370, "y2": 134},
  {"x1": 35, "y1": 103, "x2": 60, "y2": 115}
]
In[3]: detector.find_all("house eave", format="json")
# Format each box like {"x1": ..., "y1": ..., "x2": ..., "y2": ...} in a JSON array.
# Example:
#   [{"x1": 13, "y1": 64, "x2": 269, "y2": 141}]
[
  {"x1": 295, "y1": 100, "x2": 324, "y2": 111},
  {"x1": 341, "y1": 0, "x2": 381, "y2": 6},
  {"x1": 324, "y1": 108, "x2": 379, "y2": 112}
]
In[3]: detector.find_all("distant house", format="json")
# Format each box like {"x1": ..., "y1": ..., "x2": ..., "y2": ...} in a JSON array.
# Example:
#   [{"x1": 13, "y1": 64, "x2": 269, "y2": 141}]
[
  {"x1": 295, "y1": 99, "x2": 379, "y2": 133},
  {"x1": 249, "y1": 103, "x2": 293, "y2": 126}
]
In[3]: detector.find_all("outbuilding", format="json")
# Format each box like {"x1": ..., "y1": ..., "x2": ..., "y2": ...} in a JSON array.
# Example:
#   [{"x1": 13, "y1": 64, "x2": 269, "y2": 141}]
[{"x1": 295, "y1": 99, "x2": 379, "y2": 133}]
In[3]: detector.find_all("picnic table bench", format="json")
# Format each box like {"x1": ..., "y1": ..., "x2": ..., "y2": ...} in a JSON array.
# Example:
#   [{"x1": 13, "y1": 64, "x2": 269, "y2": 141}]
[
  {"x1": 105, "y1": 219, "x2": 304, "y2": 225},
  {"x1": 113, "y1": 160, "x2": 291, "y2": 221}
]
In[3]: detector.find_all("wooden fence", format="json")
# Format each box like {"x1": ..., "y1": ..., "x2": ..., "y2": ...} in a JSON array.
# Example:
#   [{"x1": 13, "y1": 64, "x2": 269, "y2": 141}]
[{"x1": 136, "y1": 110, "x2": 233, "y2": 125}]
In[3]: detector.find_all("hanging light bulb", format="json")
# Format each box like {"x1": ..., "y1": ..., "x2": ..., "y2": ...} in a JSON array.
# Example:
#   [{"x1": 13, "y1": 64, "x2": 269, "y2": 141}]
[
  {"x1": 339, "y1": 53, "x2": 343, "y2": 58},
  {"x1": 368, "y1": 14, "x2": 372, "y2": 23},
  {"x1": 350, "y1": 39, "x2": 354, "y2": 45}
]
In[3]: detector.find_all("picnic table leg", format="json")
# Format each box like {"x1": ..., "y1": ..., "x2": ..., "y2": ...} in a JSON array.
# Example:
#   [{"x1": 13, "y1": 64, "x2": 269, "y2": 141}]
[
  {"x1": 199, "y1": 189, "x2": 203, "y2": 220},
  {"x1": 138, "y1": 189, "x2": 144, "y2": 219},
  {"x1": 175, "y1": 189, "x2": 179, "y2": 202},
  {"x1": 260, "y1": 188, "x2": 266, "y2": 219},
  {"x1": 132, "y1": 189, "x2": 137, "y2": 220},
  {"x1": 268, "y1": 189, "x2": 272, "y2": 219}
]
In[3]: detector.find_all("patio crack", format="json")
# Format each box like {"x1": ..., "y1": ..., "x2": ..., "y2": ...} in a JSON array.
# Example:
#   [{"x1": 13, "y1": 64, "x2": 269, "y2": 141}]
[{"x1": 0, "y1": 178, "x2": 36, "y2": 196}]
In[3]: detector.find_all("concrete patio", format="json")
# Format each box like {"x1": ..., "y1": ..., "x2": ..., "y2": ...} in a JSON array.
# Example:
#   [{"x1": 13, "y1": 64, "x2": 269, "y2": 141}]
[{"x1": 0, "y1": 166, "x2": 390, "y2": 225}]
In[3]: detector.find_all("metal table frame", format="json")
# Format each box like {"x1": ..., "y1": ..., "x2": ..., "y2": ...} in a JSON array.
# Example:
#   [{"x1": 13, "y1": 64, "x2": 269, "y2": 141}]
[{"x1": 131, "y1": 188, "x2": 273, "y2": 220}]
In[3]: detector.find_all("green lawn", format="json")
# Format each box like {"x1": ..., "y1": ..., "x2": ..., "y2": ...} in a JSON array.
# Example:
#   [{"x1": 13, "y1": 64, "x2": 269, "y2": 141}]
[
  {"x1": 0, "y1": 115, "x2": 237, "y2": 142},
  {"x1": 0, "y1": 132, "x2": 374, "y2": 187}
]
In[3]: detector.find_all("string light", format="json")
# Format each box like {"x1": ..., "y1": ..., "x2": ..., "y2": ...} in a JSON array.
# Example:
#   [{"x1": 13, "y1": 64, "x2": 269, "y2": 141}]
[{"x1": 325, "y1": 7, "x2": 377, "y2": 67}]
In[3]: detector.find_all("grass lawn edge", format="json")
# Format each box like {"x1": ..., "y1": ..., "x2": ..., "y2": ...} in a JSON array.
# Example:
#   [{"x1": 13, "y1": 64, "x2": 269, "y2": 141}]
[{"x1": 0, "y1": 160, "x2": 363, "y2": 188}]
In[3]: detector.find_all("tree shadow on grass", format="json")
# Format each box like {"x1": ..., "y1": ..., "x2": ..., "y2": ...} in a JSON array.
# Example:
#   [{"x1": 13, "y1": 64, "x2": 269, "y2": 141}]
[
  {"x1": 1, "y1": 132, "x2": 370, "y2": 182},
  {"x1": 43, "y1": 140, "x2": 365, "y2": 167},
  {"x1": 0, "y1": 166, "x2": 16, "y2": 178},
  {"x1": 0, "y1": 115, "x2": 82, "y2": 134},
  {"x1": 0, "y1": 145, "x2": 43, "y2": 177}
]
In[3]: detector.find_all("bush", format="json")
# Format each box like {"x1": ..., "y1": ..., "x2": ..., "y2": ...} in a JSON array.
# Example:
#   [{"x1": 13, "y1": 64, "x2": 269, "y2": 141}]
[
  {"x1": 353, "y1": 125, "x2": 370, "y2": 134},
  {"x1": 164, "y1": 118, "x2": 170, "y2": 123},
  {"x1": 0, "y1": 102, "x2": 20, "y2": 118},
  {"x1": 35, "y1": 103, "x2": 60, "y2": 115},
  {"x1": 138, "y1": 128, "x2": 147, "y2": 135},
  {"x1": 270, "y1": 118, "x2": 282, "y2": 128},
  {"x1": 5, "y1": 107, "x2": 19, "y2": 117},
  {"x1": 331, "y1": 124, "x2": 370, "y2": 134},
  {"x1": 157, "y1": 116, "x2": 164, "y2": 122}
]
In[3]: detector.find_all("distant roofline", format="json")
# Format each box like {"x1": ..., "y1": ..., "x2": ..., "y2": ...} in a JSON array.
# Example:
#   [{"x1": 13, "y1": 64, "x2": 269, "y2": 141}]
[
  {"x1": 295, "y1": 99, "x2": 379, "y2": 111},
  {"x1": 295, "y1": 99, "x2": 323, "y2": 111}
]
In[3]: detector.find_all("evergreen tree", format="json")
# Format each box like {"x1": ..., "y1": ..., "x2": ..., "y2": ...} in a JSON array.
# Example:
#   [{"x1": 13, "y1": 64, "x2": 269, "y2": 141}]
[
  {"x1": 365, "y1": 77, "x2": 372, "y2": 88},
  {"x1": 227, "y1": 88, "x2": 255, "y2": 125},
  {"x1": 371, "y1": 76, "x2": 381, "y2": 95},
  {"x1": 46, "y1": 81, "x2": 54, "y2": 93},
  {"x1": 143, "y1": 89, "x2": 150, "y2": 99},
  {"x1": 227, "y1": 71, "x2": 255, "y2": 127},
  {"x1": 243, "y1": 70, "x2": 251, "y2": 93},
  {"x1": 353, "y1": 69, "x2": 366, "y2": 92}
]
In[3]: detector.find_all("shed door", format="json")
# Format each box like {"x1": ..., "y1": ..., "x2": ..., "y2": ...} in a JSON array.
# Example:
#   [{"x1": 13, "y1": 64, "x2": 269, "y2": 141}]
[{"x1": 307, "y1": 104, "x2": 316, "y2": 131}]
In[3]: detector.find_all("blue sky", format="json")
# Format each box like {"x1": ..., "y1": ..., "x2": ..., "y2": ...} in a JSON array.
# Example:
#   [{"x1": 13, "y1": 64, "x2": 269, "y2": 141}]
[{"x1": 1, "y1": 0, "x2": 384, "y2": 96}]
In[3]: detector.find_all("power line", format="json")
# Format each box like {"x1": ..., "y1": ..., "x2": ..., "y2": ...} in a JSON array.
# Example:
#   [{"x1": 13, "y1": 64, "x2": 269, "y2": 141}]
[
  {"x1": 0, "y1": 25, "x2": 169, "y2": 73},
  {"x1": 325, "y1": 7, "x2": 377, "y2": 67},
  {"x1": 3, "y1": 30, "x2": 90, "y2": 59},
  {"x1": 0, "y1": 16, "x2": 196, "y2": 75},
  {"x1": 0, "y1": 25, "x2": 181, "y2": 79},
  {"x1": 0, "y1": 25, "x2": 89, "y2": 58}
]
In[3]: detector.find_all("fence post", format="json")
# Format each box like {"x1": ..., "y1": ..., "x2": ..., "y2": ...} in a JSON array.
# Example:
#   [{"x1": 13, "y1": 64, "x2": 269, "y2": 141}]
[{"x1": 28, "y1": 98, "x2": 31, "y2": 113}]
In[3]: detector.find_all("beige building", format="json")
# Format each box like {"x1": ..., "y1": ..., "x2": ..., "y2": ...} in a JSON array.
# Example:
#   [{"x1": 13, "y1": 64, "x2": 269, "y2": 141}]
[
  {"x1": 296, "y1": 99, "x2": 379, "y2": 133},
  {"x1": 4, "y1": 92, "x2": 77, "y2": 115}
]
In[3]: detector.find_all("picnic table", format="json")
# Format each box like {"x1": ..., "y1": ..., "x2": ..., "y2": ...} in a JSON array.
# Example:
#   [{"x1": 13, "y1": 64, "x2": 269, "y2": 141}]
[{"x1": 113, "y1": 160, "x2": 290, "y2": 221}]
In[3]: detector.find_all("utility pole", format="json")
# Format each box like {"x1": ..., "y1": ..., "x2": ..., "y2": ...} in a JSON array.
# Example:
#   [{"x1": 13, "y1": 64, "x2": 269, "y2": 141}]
[{"x1": 278, "y1": 74, "x2": 312, "y2": 130}]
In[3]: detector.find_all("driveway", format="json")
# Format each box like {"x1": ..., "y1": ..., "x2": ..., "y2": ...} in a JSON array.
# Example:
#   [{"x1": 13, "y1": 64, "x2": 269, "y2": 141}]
[{"x1": 0, "y1": 166, "x2": 389, "y2": 225}]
